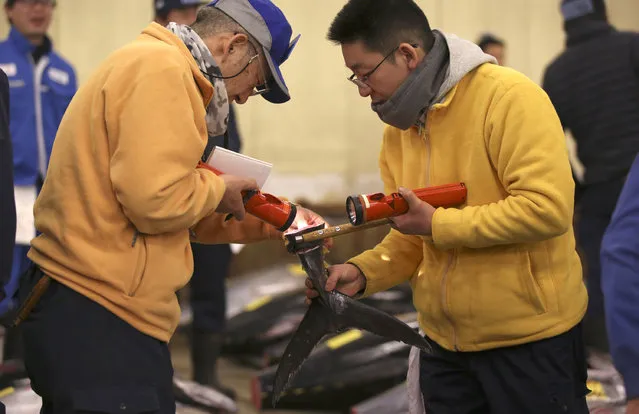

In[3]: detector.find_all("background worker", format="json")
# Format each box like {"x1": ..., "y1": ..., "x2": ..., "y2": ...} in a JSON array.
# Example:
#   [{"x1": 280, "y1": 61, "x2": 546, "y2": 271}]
[{"x1": 154, "y1": 0, "x2": 244, "y2": 399}]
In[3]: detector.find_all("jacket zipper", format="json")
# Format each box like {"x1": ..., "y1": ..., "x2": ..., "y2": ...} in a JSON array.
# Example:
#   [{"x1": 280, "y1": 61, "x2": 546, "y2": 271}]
[
  {"x1": 30, "y1": 56, "x2": 49, "y2": 180},
  {"x1": 421, "y1": 118, "x2": 431, "y2": 187},
  {"x1": 440, "y1": 251, "x2": 458, "y2": 350},
  {"x1": 423, "y1": 112, "x2": 458, "y2": 350},
  {"x1": 129, "y1": 229, "x2": 147, "y2": 296}
]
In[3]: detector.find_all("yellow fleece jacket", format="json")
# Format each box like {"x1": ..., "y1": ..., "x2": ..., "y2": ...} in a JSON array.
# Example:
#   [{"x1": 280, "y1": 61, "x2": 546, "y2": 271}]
[
  {"x1": 28, "y1": 23, "x2": 281, "y2": 342},
  {"x1": 349, "y1": 63, "x2": 588, "y2": 352}
]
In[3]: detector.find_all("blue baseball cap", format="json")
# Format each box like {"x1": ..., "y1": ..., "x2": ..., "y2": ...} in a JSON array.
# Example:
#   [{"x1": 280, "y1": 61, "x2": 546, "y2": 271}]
[
  {"x1": 155, "y1": 0, "x2": 206, "y2": 14},
  {"x1": 207, "y1": 0, "x2": 300, "y2": 104}
]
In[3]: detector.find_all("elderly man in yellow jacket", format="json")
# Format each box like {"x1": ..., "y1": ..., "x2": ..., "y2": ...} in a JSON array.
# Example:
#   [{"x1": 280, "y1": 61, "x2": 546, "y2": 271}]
[
  {"x1": 16, "y1": 1, "x2": 324, "y2": 412},
  {"x1": 307, "y1": 0, "x2": 590, "y2": 413}
]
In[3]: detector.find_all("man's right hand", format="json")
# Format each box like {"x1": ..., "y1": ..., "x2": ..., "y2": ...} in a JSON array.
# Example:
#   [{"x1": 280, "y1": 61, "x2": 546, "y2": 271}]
[
  {"x1": 215, "y1": 175, "x2": 258, "y2": 221},
  {"x1": 305, "y1": 263, "x2": 366, "y2": 305}
]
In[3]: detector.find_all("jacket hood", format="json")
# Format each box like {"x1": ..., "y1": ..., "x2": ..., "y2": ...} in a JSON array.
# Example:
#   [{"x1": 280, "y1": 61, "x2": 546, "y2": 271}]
[
  {"x1": 436, "y1": 33, "x2": 497, "y2": 103},
  {"x1": 142, "y1": 22, "x2": 214, "y2": 103}
]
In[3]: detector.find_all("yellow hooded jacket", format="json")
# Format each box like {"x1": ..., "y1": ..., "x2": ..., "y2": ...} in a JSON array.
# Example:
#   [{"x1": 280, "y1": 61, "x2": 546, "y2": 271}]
[
  {"x1": 27, "y1": 23, "x2": 281, "y2": 342},
  {"x1": 349, "y1": 36, "x2": 588, "y2": 352}
]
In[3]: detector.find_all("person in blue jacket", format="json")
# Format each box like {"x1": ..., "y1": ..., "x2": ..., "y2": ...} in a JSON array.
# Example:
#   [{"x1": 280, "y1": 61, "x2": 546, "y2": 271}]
[
  {"x1": 601, "y1": 154, "x2": 639, "y2": 414},
  {"x1": 0, "y1": 0, "x2": 76, "y2": 357},
  {"x1": 0, "y1": 69, "x2": 16, "y2": 322},
  {"x1": 0, "y1": 0, "x2": 76, "y2": 308},
  {"x1": 188, "y1": 104, "x2": 242, "y2": 400}
]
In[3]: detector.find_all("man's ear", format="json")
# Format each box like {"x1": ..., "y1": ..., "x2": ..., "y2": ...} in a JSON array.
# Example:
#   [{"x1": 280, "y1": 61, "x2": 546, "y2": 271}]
[
  {"x1": 226, "y1": 33, "x2": 250, "y2": 55},
  {"x1": 398, "y1": 43, "x2": 421, "y2": 70}
]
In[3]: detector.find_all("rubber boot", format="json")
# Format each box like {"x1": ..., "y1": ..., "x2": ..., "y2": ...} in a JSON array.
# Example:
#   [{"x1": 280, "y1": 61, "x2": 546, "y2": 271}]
[{"x1": 191, "y1": 330, "x2": 237, "y2": 401}]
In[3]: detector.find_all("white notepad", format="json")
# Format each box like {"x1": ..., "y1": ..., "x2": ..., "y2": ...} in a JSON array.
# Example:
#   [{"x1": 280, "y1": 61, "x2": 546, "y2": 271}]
[
  {"x1": 206, "y1": 147, "x2": 273, "y2": 189},
  {"x1": 14, "y1": 185, "x2": 37, "y2": 245}
]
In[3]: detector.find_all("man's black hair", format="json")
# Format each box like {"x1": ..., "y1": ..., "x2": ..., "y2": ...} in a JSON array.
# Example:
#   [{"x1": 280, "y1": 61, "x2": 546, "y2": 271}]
[
  {"x1": 153, "y1": 0, "x2": 190, "y2": 21},
  {"x1": 155, "y1": 10, "x2": 170, "y2": 21},
  {"x1": 327, "y1": 0, "x2": 435, "y2": 59},
  {"x1": 477, "y1": 33, "x2": 505, "y2": 52},
  {"x1": 152, "y1": 0, "x2": 169, "y2": 21},
  {"x1": 5, "y1": 0, "x2": 57, "y2": 7}
]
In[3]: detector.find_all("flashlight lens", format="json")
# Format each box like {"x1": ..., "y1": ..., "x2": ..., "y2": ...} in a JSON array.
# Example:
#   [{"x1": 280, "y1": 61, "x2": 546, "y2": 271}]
[
  {"x1": 347, "y1": 198, "x2": 357, "y2": 224},
  {"x1": 346, "y1": 196, "x2": 365, "y2": 225}
]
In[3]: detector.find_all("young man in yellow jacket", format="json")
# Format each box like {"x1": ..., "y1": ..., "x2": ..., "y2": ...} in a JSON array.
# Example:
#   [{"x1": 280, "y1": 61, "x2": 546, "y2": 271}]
[
  {"x1": 307, "y1": 0, "x2": 590, "y2": 412},
  {"x1": 17, "y1": 1, "x2": 322, "y2": 412}
]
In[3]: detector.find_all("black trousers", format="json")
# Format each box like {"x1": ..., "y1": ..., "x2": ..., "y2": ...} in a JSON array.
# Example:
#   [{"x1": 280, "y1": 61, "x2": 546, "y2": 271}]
[
  {"x1": 575, "y1": 177, "x2": 626, "y2": 353},
  {"x1": 420, "y1": 324, "x2": 590, "y2": 414},
  {"x1": 21, "y1": 267, "x2": 175, "y2": 413},
  {"x1": 189, "y1": 242, "x2": 232, "y2": 333}
]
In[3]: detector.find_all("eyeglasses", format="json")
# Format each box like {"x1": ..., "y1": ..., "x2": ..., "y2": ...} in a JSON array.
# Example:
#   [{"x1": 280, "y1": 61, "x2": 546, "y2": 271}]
[
  {"x1": 246, "y1": 54, "x2": 269, "y2": 96},
  {"x1": 237, "y1": 53, "x2": 269, "y2": 97},
  {"x1": 246, "y1": 43, "x2": 270, "y2": 97},
  {"x1": 348, "y1": 44, "x2": 418, "y2": 88},
  {"x1": 16, "y1": 0, "x2": 56, "y2": 6}
]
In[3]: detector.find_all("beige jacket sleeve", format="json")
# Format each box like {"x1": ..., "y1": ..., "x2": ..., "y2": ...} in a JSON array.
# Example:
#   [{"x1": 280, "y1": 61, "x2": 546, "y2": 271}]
[{"x1": 190, "y1": 212, "x2": 283, "y2": 245}]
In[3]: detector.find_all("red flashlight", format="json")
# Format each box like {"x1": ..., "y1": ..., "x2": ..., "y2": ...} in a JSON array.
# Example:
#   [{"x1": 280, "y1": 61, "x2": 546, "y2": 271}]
[
  {"x1": 197, "y1": 161, "x2": 297, "y2": 232},
  {"x1": 346, "y1": 183, "x2": 467, "y2": 226}
]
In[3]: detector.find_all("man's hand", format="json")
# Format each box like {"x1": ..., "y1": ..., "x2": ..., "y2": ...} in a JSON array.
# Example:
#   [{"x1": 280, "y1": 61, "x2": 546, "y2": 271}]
[
  {"x1": 304, "y1": 263, "x2": 366, "y2": 305},
  {"x1": 285, "y1": 206, "x2": 334, "y2": 250},
  {"x1": 288, "y1": 206, "x2": 325, "y2": 231},
  {"x1": 627, "y1": 398, "x2": 639, "y2": 414},
  {"x1": 215, "y1": 175, "x2": 258, "y2": 221},
  {"x1": 389, "y1": 187, "x2": 436, "y2": 236}
]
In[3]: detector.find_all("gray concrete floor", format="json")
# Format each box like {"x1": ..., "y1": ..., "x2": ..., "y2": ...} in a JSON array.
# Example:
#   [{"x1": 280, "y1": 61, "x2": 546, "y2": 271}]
[{"x1": 170, "y1": 331, "x2": 335, "y2": 414}]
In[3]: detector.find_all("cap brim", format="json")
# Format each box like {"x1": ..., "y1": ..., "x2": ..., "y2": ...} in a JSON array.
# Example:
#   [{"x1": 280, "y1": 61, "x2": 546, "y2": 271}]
[{"x1": 261, "y1": 46, "x2": 290, "y2": 104}]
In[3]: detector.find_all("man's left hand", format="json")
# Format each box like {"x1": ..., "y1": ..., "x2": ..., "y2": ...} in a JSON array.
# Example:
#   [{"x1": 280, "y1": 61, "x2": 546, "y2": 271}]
[{"x1": 389, "y1": 187, "x2": 436, "y2": 236}]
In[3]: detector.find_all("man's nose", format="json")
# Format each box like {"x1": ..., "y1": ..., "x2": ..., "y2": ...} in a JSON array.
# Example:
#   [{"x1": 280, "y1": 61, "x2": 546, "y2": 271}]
[
  {"x1": 358, "y1": 83, "x2": 371, "y2": 98},
  {"x1": 236, "y1": 91, "x2": 251, "y2": 105}
]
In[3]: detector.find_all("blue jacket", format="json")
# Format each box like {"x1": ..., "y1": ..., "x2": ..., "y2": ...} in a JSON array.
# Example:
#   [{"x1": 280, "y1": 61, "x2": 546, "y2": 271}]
[
  {"x1": 0, "y1": 27, "x2": 77, "y2": 186},
  {"x1": 601, "y1": 154, "x2": 639, "y2": 400},
  {"x1": 0, "y1": 70, "x2": 16, "y2": 300},
  {"x1": 211, "y1": 104, "x2": 242, "y2": 152}
]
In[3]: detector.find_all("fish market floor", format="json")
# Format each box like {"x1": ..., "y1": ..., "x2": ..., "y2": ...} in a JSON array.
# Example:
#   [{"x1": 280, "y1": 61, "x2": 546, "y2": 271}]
[{"x1": 170, "y1": 331, "x2": 336, "y2": 414}]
